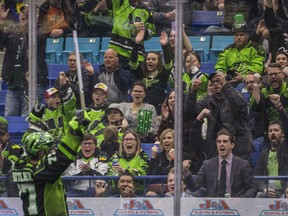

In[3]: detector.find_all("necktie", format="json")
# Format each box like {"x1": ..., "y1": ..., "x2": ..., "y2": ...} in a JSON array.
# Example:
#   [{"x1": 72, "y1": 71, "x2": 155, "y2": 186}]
[{"x1": 218, "y1": 160, "x2": 227, "y2": 197}]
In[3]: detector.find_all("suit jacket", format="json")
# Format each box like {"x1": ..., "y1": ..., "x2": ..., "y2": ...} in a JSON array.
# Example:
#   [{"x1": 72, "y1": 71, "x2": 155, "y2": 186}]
[{"x1": 187, "y1": 155, "x2": 256, "y2": 198}]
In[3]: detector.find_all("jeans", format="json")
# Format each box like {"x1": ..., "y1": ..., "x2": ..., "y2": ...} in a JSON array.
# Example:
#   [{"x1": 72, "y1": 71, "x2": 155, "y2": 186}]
[{"x1": 5, "y1": 89, "x2": 28, "y2": 116}]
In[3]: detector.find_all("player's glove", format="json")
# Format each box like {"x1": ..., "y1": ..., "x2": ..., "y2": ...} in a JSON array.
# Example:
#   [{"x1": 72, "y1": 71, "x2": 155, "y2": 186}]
[
  {"x1": 68, "y1": 110, "x2": 90, "y2": 135},
  {"x1": 31, "y1": 103, "x2": 46, "y2": 119}
]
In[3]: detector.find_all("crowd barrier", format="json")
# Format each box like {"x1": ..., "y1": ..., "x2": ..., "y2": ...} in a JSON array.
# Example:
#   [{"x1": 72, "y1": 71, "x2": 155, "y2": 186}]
[{"x1": 0, "y1": 176, "x2": 287, "y2": 215}]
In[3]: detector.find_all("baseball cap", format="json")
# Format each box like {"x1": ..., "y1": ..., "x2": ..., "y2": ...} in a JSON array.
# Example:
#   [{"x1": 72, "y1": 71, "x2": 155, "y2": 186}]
[
  {"x1": 93, "y1": 83, "x2": 108, "y2": 93},
  {"x1": 106, "y1": 103, "x2": 124, "y2": 116},
  {"x1": 0, "y1": 117, "x2": 8, "y2": 133},
  {"x1": 44, "y1": 87, "x2": 59, "y2": 99}
]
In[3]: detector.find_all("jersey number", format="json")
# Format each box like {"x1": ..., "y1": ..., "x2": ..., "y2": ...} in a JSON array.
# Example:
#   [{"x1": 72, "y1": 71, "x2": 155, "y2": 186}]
[{"x1": 20, "y1": 184, "x2": 38, "y2": 215}]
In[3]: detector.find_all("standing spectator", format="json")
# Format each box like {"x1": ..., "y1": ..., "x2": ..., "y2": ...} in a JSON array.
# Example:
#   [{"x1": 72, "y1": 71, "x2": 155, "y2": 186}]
[
  {"x1": 254, "y1": 94, "x2": 288, "y2": 198},
  {"x1": 0, "y1": 117, "x2": 20, "y2": 197},
  {"x1": 54, "y1": 52, "x2": 95, "y2": 108},
  {"x1": 245, "y1": 72, "x2": 266, "y2": 140},
  {"x1": 79, "y1": 0, "x2": 113, "y2": 37},
  {"x1": 156, "y1": 90, "x2": 175, "y2": 139},
  {"x1": 148, "y1": 0, "x2": 191, "y2": 35},
  {"x1": 156, "y1": 90, "x2": 192, "y2": 155},
  {"x1": 214, "y1": 17, "x2": 265, "y2": 86},
  {"x1": 274, "y1": 51, "x2": 288, "y2": 80},
  {"x1": 107, "y1": 0, "x2": 155, "y2": 69},
  {"x1": 37, "y1": 0, "x2": 71, "y2": 38},
  {"x1": 251, "y1": 63, "x2": 288, "y2": 130},
  {"x1": 95, "y1": 48, "x2": 136, "y2": 104},
  {"x1": 223, "y1": 0, "x2": 258, "y2": 30},
  {"x1": 119, "y1": 81, "x2": 157, "y2": 142},
  {"x1": 65, "y1": 133, "x2": 109, "y2": 197},
  {"x1": 185, "y1": 128, "x2": 257, "y2": 197},
  {"x1": 185, "y1": 72, "x2": 254, "y2": 161},
  {"x1": 87, "y1": 103, "x2": 126, "y2": 145},
  {"x1": 183, "y1": 51, "x2": 208, "y2": 98},
  {"x1": 1, "y1": 3, "x2": 29, "y2": 116},
  {"x1": 86, "y1": 83, "x2": 109, "y2": 128},
  {"x1": 37, "y1": 0, "x2": 74, "y2": 101},
  {"x1": 261, "y1": 0, "x2": 288, "y2": 59},
  {"x1": 12, "y1": 112, "x2": 91, "y2": 216},
  {"x1": 26, "y1": 86, "x2": 76, "y2": 142},
  {"x1": 130, "y1": 31, "x2": 173, "y2": 114}
]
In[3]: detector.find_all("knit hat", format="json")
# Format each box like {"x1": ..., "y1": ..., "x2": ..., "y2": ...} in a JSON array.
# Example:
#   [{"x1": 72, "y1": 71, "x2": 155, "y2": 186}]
[{"x1": 106, "y1": 103, "x2": 124, "y2": 116}]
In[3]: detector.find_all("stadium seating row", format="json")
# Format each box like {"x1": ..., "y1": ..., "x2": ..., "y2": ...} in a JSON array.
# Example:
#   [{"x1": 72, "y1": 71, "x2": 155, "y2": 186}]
[
  {"x1": 45, "y1": 35, "x2": 234, "y2": 64},
  {"x1": 1, "y1": 114, "x2": 263, "y2": 166},
  {"x1": 0, "y1": 62, "x2": 215, "y2": 93},
  {"x1": 191, "y1": 10, "x2": 225, "y2": 34}
]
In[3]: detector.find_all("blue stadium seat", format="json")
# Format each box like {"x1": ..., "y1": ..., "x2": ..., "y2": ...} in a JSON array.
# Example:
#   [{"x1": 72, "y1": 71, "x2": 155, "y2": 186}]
[
  {"x1": 0, "y1": 90, "x2": 7, "y2": 116},
  {"x1": 0, "y1": 80, "x2": 7, "y2": 90},
  {"x1": 200, "y1": 62, "x2": 215, "y2": 75},
  {"x1": 62, "y1": 37, "x2": 101, "y2": 64},
  {"x1": 99, "y1": 37, "x2": 111, "y2": 64},
  {"x1": 188, "y1": 36, "x2": 211, "y2": 62},
  {"x1": 144, "y1": 37, "x2": 162, "y2": 53},
  {"x1": 45, "y1": 38, "x2": 64, "y2": 64},
  {"x1": 47, "y1": 64, "x2": 68, "y2": 88},
  {"x1": 141, "y1": 143, "x2": 163, "y2": 159},
  {"x1": 209, "y1": 35, "x2": 234, "y2": 62},
  {"x1": 4, "y1": 116, "x2": 28, "y2": 144},
  {"x1": 191, "y1": 10, "x2": 225, "y2": 34}
]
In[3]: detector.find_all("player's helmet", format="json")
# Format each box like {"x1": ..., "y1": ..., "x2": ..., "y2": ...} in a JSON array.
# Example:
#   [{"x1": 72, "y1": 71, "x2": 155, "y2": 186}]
[{"x1": 23, "y1": 132, "x2": 54, "y2": 159}]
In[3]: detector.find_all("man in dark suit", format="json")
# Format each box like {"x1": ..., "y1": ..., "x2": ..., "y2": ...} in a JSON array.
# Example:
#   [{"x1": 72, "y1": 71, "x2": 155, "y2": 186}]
[{"x1": 185, "y1": 128, "x2": 257, "y2": 197}]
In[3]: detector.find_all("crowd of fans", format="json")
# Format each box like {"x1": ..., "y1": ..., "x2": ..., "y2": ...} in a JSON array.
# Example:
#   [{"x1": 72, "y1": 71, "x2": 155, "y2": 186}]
[{"x1": 1, "y1": 0, "x2": 288, "y2": 214}]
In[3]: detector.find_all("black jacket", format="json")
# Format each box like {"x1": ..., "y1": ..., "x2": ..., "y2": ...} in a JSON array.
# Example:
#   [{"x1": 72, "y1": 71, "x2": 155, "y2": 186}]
[
  {"x1": 0, "y1": 23, "x2": 28, "y2": 88},
  {"x1": 254, "y1": 108, "x2": 288, "y2": 191}
]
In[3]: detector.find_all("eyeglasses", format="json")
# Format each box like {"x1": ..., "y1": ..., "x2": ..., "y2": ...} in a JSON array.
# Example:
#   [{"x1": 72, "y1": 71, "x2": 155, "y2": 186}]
[
  {"x1": 267, "y1": 72, "x2": 282, "y2": 77},
  {"x1": 81, "y1": 141, "x2": 95, "y2": 146},
  {"x1": 123, "y1": 138, "x2": 137, "y2": 142}
]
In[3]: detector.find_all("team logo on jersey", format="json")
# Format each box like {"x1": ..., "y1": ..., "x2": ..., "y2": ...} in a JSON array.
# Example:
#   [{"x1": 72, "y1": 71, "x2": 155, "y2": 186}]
[
  {"x1": 67, "y1": 200, "x2": 95, "y2": 215},
  {"x1": 114, "y1": 200, "x2": 164, "y2": 216},
  {"x1": 0, "y1": 200, "x2": 19, "y2": 215},
  {"x1": 259, "y1": 200, "x2": 288, "y2": 216},
  {"x1": 189, "y1": 200, "x2": 240, "y2": 215}
]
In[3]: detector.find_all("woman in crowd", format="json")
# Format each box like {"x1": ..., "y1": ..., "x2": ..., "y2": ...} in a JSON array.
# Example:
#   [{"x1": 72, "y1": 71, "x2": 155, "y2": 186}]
[
  {"x1": 156, "y1": 90, "x2": 175, "y2": 139},
  {"x1": 148, "y1": 129, "x2": 191, "y2": 176},
  {"x1": 120, "y1": 81, "x2": 157, "y2": 142},
  {"x1": 275, "y1": 51, "x2": 288, "y2": 78},
  {"x1": 130, "y1": 31, "x2": 173, "y2": 114},
  {"x1": 183, "y1": 51, "x2": 208, "y2": 99},
  {"x1": 107, "y1": 130, "x2": 149, "y2": 176}
]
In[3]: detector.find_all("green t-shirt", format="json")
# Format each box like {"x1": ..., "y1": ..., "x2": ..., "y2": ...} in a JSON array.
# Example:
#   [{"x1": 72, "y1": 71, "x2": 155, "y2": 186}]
[{"x1": 267, "y1": 150, "x2": 281, "y2": 189}]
